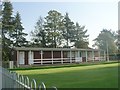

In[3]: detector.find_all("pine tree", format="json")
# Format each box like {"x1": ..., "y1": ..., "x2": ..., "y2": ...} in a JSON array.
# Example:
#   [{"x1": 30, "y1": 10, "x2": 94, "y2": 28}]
[
  {"x1": 2, "y1": 2, "x2": 14, "y2": 62},
  {"x1": 2, "y1": 2, "x2": 14, "y2": 37},
  {"x1": 11, "y1": 12, "x2": 28, "y2": 47},
  {"x1": 31, "y1": 16, "x2": 46, "y2": 47},
  {"x1": 74, "y1": 22, "x2": 89, "y2": 48},
  {"x1": 44, "y1": 10, "x2": 64, "y2": 48},
  {"x1": 62, "y1": 13, "x2": 75, "y2": 47}
]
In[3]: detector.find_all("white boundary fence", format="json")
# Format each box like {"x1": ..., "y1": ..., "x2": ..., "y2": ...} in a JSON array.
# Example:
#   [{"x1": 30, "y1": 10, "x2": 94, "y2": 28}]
[
  {"x1": 32, "y1": 57, "x2": 106, "y2": 65},
  {"x1": 0, "y1": 66, "x2": 57, "y2": 90},
  {"x1": 33, "y1": 58, "x2": 75, "y2": 65}
]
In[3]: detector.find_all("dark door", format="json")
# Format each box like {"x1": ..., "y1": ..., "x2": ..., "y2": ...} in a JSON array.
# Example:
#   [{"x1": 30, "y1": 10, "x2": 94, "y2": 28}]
[{"x1": 24, "y1": 51, "x2": 28, "y2": 65}]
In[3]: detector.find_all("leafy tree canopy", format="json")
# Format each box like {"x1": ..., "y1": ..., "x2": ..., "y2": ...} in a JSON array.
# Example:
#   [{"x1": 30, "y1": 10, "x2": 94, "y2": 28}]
[{"x1": 93, "y1": 29, "x2": 117, "y2": 55}]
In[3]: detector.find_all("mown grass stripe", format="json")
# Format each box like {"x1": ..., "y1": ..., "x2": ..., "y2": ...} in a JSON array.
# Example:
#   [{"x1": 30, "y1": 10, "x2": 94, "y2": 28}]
[
  {"x1": 15, "y1": 63, "x2": 118, "y2": 75},
  {"x1": 11, "y1": 61, "x2": 118, "y2": 71}
]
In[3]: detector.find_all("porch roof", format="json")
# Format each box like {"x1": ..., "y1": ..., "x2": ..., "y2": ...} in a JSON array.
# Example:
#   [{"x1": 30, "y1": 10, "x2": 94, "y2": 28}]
[{"x1": 14, "y1": 47, "x2": 104, "y2": 52}]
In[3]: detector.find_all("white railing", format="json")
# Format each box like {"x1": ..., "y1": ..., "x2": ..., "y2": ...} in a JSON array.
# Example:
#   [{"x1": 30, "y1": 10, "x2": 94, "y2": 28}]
[
  {"x1": 33, "y1": 58, "x2": 76, "y2": 65},
  {"x1": 87, "y1": 57, "x2": 106, "y2": 61},
  {"x1": 32, "y1": 57, "x2": 106, "y2": 65},
  {"x1": 0, "y1": 66, "x2": 57, "y2": 89}
]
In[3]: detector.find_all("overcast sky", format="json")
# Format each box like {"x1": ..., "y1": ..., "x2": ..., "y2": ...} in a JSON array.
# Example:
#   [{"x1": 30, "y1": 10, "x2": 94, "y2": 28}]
[{"x1": 11, "y1": 0, "x2": 118, "y2": 47}]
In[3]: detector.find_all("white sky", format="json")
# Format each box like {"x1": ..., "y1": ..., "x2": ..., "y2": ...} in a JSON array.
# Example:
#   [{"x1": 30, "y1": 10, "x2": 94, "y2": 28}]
[
  {"x1": 9, "y1": 0, "x2": 120, "y2": 2},
  {"x1": 10, "y1": 0, "x2": 119, "y2": 48}
]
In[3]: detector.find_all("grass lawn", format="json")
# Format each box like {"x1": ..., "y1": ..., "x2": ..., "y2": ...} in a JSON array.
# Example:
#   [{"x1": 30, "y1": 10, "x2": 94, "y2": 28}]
[{"x1": 14, "y1": 62, "x2": 118, "y2": 88}]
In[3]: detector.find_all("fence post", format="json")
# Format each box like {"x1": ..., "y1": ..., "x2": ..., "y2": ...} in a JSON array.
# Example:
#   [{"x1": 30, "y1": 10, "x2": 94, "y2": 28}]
[
  {"x1": 11, "y1": 71, "x2": 14, "y2": 88},
  {"x1": 38, "y1": 82, "x2": 46, "y2": 90},
  {"x1": 16, "y1": 73, "x2": 20, "y2": 88},
  {"x1": 24, "y1": 76, "x2": 30, "y2": 89},
  {"x1": 52, "y1": 86, "x2": 58, "y2": 90},
  {"x1": 13, "y1": 72, "x2": 17, "y2": 88},
  {"x1": 19, "y1": 74, "x2": 24, "y2": 88},
  {"x1": 30, "y1": 79, "x2": 37, "y2": 90},
  {"x1": 0, "y1": 67, "x2": 2, "y2": 90}
]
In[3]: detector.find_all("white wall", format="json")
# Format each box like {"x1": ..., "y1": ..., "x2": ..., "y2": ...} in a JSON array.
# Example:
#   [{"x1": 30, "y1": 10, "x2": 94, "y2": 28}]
[
  {"x1": 29, "y1": 51, "x2": 34, "y2": 65},
  {"x1": 19, "y1": 51, "x2": 24, "y2": 64}
]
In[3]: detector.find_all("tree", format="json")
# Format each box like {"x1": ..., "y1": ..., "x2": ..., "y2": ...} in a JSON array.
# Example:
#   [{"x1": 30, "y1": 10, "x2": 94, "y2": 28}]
[
  {"x1": 93, "y1": 29, "x2": 117, "y2": 55},
  {"x1": 44, "y1": 10, "x2": 64, "y2": 48},
  {"x1": 118, "y1": 30, "x2": 120, "y2": 50},
  {"x1": 0, "y1": 2, "x2": 2, "y2": 44},
  {"x1": 2, "y1": 2, "x2": 14, "y2": 37},
  {"x1": 73, "y1": 22, "x2": 89, "y2": 48},
  {"x1": 11, "y1": 12, "x2": 28, "y2": 47},
  {"x1": 31, "y1": 16, "x2": 46, "y2": 47},
  {"x1": 117, "y1": 29, "x2": 120, "y2": 59},
  {"x1": 0, "y1": 2, "x2": 2, "y2": 62},
  {"x1": 62, "y1": 12, "x2": 75, "y2": 47},
  {"x1": 2, "y1": 2, "x2": 14, "y2": 62}
]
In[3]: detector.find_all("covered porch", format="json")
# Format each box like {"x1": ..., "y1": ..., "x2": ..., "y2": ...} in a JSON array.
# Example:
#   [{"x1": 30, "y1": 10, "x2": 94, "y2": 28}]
[{"x1": 13, "y1": 47, "x2": 106, "y2": 67}]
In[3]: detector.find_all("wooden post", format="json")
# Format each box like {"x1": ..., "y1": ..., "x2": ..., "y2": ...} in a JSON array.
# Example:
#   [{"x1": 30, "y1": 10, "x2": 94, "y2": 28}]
[
  {"x1": 70, "y1": 50, "x2": 72, "y2": 63},
  {"x1": 17, "y1": 51, "x2": 19, "y2": 67},
  {"x1": 28, "y1": 50, "x2": 31, "y2": 65},
  {"x1": 51, "y1": 51, "x2": 53, "y2": 64},
  {"x1": 104, "y1": 51, "x2": 106, "y2": 61},
  {"x1": 61, "y1": 51, "x2": 63, "y2": 64},
  {"x1": 92, "y1": 50, "x2": 94, "y2": 62},
  {"x1": 86, "y1": 51, "x2": 88, "y2": 62},
  {"x1": 106, "y1": 42, "x2": 109, "y2": 62},
  {"x1": 98, "y1": 51, "x2": 101, "y2": 61},
  {"x1": 41, "y1": 50, "x2": 43, "y2": 65}
]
